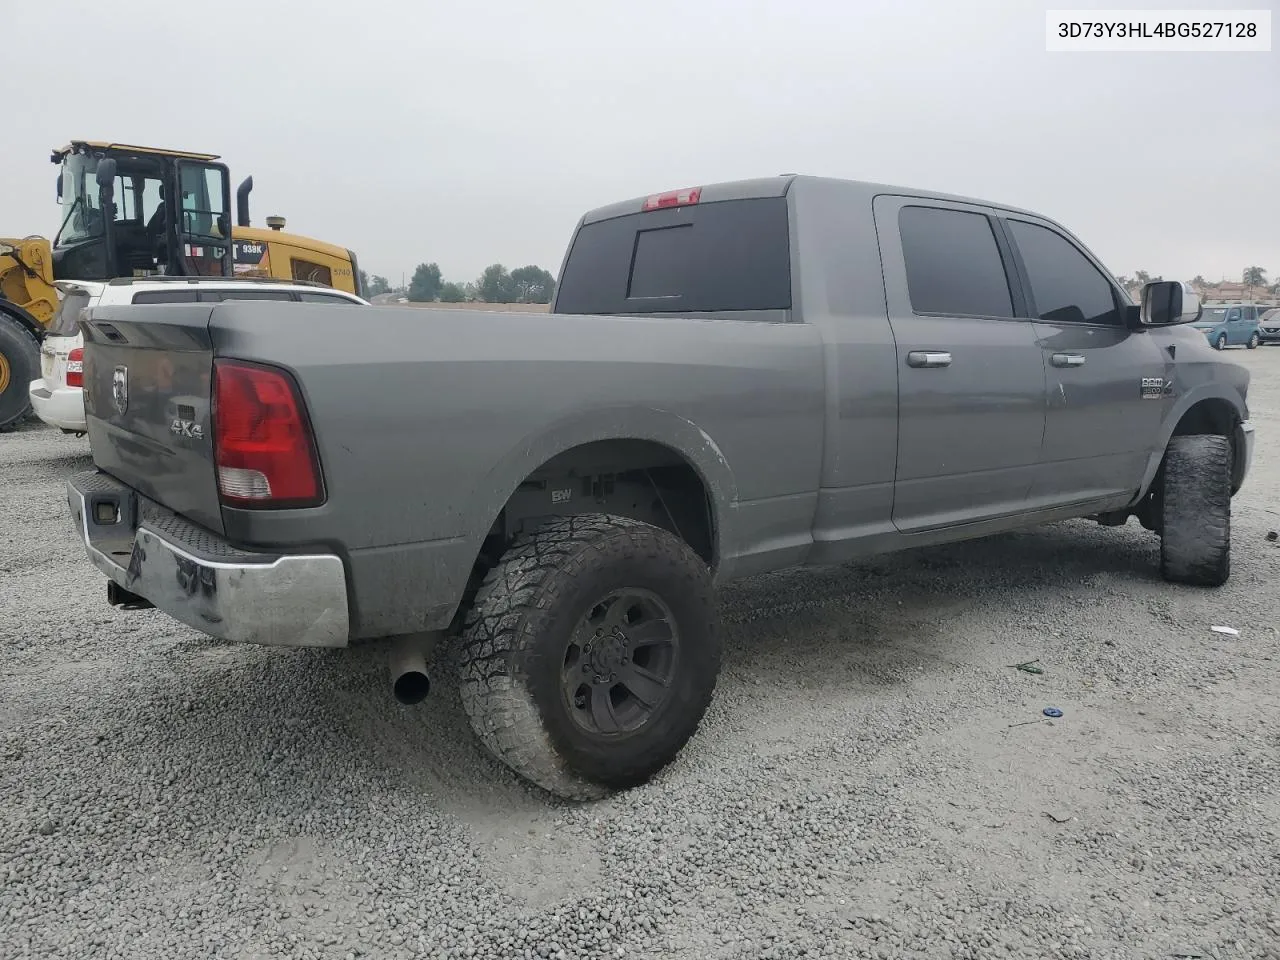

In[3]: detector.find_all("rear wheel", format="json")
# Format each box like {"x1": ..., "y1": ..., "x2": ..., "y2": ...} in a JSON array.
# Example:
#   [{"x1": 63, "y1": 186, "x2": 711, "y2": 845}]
[
  {"x1": 457, "y1": 514, "x2": 721, "y2": 799},
  {"x1": 1214, "y1": 333, "x2": 1227, "y2": 351},
  {"x1": 1159, "y1": 435, "x2": 1232, "y2": 587},
  {"x1": 0, "y1": 313, "x2": 40, "y2": 431},
  {"x1": 1247, "y1": 331, "x2": 1260, "y2": 349}
]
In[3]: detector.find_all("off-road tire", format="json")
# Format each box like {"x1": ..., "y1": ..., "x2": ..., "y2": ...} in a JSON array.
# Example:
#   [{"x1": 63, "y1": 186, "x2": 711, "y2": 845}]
[
  {"x1": 1247, "y1": 332, "x2": 1260, "y2": 350},
  {"x1": 1159, "y1": 435, "x2": 1232, "y2": 587},
  {"x1": 458, "y1": 514, "x2": 720, "y2": 799},
  {"x1": 0, "y1": 315, "x2": 40, "y2": 431},
  {"x1": 1214, "y1": 333, "x2": 1227, "y2": 351}
]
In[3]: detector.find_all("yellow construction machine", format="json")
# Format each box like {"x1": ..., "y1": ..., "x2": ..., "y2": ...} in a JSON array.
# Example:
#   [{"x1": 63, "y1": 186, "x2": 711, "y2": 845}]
[{"x1": 0, "y1": 140, "x2": 363, "y2": 429}]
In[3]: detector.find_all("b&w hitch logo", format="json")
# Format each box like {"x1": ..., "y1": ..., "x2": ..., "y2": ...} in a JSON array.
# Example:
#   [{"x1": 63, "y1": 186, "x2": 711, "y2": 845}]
[{"x1": 112, "y1": 365, "x2": 129, "y2": 415}]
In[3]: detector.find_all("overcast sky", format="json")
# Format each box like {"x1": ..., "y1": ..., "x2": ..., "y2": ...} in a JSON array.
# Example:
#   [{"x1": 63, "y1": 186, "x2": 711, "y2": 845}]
[{"x1": 6, "y1": 0, "x2": 1277, "y2": 287}]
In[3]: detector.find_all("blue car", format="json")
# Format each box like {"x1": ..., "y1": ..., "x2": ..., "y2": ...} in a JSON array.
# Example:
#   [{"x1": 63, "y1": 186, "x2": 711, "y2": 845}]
[{"x1": 1192, "y1": 304, "x2": 1263, "y2": 350}]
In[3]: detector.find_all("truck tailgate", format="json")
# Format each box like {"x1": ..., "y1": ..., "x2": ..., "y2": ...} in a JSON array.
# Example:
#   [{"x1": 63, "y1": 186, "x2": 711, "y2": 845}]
[{"x1": 81, "y1": 304, "x2": 224, "y2": 535}]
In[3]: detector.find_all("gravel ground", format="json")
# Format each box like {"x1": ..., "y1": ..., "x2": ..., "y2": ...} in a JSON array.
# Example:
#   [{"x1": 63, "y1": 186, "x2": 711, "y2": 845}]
[{"x1": 2, "y1": 349, "x2": 1278, "y2": 960}]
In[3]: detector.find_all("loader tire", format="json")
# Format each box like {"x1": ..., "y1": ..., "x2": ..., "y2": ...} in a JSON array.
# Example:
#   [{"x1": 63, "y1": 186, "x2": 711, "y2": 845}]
[
  {"x1": 0, "y1": 313, "x2": 40, "y2": 431},
  {"x1": 1159, "y1": 435, "x2": 1232, "y2": 587},
  {"x1": 458, "y1": 514, "x2": 720, "y2": 799}
]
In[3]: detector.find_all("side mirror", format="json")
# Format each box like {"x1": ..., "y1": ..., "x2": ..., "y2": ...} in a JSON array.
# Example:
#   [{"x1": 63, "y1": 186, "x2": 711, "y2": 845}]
[
  {"x1": 56, "y1": 172, "x2": 62, "y2": 202},
  {"x1": 1140, "y1": 280, "x2": 1200, "y2": 326}
]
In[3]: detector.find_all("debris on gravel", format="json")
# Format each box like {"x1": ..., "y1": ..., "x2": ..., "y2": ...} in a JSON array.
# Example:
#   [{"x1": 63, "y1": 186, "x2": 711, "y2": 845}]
[{"x1": 2, "y1": 351, "x2": 1278, "y2": 959}]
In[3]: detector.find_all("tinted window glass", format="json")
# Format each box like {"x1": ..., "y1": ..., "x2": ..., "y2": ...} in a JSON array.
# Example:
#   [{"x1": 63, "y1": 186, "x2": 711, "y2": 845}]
[
  {"x1": 131, "y1": 290, "x2": 200, "y2": 304},
  {"x1": 556, "y1": 197, "x2": 791, "y2": 315},
  {"x1": 898, "y1": 207, "x2": 1013, "y2": 318},
  {"x1": 1009, "y1": 220, "x2": 1121, "y2": 326},
  {"x1": 297, "y1": 292, "x2": 357, "y2": 304},
  {"x1": 629, "y1": 226, "x2": 694, "y2": 299},
  {"x1": 201, "y1": 289, "x2": 295, "y2": 302},
  {"x1": 291, "y1": 260, "x2": 334, "y2": 286}
]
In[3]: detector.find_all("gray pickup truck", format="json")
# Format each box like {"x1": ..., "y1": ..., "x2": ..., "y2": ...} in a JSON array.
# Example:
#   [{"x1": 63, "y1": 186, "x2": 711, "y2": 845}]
[{"x1": 67, "y1": 175, "x2": 1254, "y2": 799}]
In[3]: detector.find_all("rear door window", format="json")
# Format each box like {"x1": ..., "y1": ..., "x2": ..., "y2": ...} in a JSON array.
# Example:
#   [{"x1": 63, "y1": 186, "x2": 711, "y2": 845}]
[
  {"x1": 898, "y1": 206, "x2": 1014, "y2": 318},
  {"x1": 555, "y1": 197, "x2": 792, "y2": 315}
]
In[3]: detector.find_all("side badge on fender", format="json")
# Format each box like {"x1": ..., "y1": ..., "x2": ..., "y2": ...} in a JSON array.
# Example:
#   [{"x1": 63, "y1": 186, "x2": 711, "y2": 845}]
[{"x1": 1140, "y1": 377, "x2": 1174, "y2": 400}]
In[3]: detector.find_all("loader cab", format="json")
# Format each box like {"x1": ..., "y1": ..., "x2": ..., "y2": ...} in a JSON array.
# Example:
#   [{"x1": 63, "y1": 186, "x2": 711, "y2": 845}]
[{"x1": 50, "y1": 141, "x2": 233, "y2": 283}]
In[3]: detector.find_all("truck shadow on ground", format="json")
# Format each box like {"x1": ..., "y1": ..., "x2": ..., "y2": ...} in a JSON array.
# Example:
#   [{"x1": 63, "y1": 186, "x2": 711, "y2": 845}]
[{"x1": 78, "y1": 517, "x2": 1164, "y2": 821}]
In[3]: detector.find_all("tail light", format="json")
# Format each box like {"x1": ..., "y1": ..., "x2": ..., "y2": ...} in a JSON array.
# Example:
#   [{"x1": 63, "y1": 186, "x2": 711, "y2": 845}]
[
  {"x1": 213, "y1": 360, "x2": 324, "y2": 509},
  {"x1": 65, "y1": 348, "x2": 84, "y2": 388},
  {"x1": 642, "y1": 187, "x2": 701, "y2": 211}
]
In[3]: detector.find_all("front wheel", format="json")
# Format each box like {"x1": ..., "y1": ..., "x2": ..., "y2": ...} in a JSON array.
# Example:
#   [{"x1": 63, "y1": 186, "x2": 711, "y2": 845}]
[
  {"x1": 1247, "y1": 332, "x2": 1260, "y2": 350},
  {"x1": 458, "y1": 514, "x2": 721, "y2": 799},
  {"x1": 1214, "y1": 333, "x2": 1228, "y2": 351},
  {"x1": 1159, "y1": 435, "x2": 1232, "y2": 587}
]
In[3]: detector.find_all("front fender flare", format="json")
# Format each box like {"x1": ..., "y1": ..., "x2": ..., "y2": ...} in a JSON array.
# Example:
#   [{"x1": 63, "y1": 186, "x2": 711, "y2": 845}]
[{"x1": 1135, "y1": 383, "x2": 1249, "y2": 500}]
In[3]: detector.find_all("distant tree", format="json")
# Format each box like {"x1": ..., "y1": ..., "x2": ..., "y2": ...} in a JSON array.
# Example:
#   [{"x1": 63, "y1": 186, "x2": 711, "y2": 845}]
[
  {"x1": 439, "y1": 281, "x2": 467, "y2": 303},
  {"x1": 463, "y1": 281, "x2": 479, "y2": 301},
  {"x1": 477, "y1": 263, "x2": 517, "y2": 303},
  {"x1": 1242, "y1": 266, "x2": 1268, "y2": 289},
  {"x1": 1191, "y1": 275, "x2": 1207, "y2": 288},
  {"x1": 362, "y1": 273, "x2": 391, "y2": 298},
  {"x1": 408, "y1": 262, "x2": 443, "y2": 302},
  {"x1": 1133, "y1": 270, "x2": 1152, "y2": 285},
  {"x1": 510, "y1": 265, "x2": 556, "y2": 304},
  {"x1": 1115, "y1": 274, "x2": 1130, "y2": 287}
]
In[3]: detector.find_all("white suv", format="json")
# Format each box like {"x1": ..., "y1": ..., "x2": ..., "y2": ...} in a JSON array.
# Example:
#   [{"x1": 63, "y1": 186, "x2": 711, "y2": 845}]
[{"x1": 29, "y1": 277, "x2": 368, "y2": 433}]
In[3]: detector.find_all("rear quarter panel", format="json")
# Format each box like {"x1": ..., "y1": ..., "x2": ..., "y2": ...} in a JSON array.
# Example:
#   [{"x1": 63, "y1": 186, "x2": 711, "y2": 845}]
[{"x1": 208, "y1": 301, "x2": 826, "y2": 636}]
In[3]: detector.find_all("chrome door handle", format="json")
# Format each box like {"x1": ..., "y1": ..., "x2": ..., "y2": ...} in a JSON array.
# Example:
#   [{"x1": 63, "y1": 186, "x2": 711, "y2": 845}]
[
  {"x1": 906, "y1": 351, "x2": 952, "y2": 369},
  {"x1": 1051, "y1": 353, "x2": 1086, "y2": 368}
]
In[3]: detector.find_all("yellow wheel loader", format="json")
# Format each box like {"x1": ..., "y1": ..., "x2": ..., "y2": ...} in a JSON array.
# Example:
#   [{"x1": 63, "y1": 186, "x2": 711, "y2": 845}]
[{"x1": 0, "y1": 141, "x2": 363, "y2": 429}]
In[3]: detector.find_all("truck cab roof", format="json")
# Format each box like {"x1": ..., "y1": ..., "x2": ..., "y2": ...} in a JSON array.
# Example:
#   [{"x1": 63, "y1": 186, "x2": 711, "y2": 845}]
[{"x1": 578, "y1": 174, "x2": 1048, "y2": 226}]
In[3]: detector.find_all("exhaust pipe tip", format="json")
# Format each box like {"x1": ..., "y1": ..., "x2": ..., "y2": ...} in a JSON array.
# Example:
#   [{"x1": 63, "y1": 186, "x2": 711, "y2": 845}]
[
  {"x1": 393, "y1": 670, "x2": 431, "y2": 705},
  {"x1": 388, "y1": 633, "x2": 437, "y2": 705}
]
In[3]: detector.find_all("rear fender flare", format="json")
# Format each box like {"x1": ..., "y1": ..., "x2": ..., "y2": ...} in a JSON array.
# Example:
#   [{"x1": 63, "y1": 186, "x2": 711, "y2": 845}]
[{"x1": 463, "y1": 405, "x2": 740, "y2": 574}]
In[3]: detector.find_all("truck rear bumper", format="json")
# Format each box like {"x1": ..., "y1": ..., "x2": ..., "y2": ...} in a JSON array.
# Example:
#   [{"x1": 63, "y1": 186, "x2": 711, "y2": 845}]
[{"x1": 67, "y1": 471, "x2": 350, "y2": 648}]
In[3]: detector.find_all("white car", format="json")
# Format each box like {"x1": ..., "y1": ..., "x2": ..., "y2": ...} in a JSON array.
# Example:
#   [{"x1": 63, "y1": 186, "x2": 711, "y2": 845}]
[{"x1": 29, "y1": 277, "x2": 368, "y2": 434}]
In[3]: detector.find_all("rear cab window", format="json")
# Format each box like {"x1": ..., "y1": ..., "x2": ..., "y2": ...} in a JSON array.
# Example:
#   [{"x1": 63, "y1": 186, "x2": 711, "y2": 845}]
[{"x1": 555, "y1": 196, "x2": 792, "y2": 315}]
